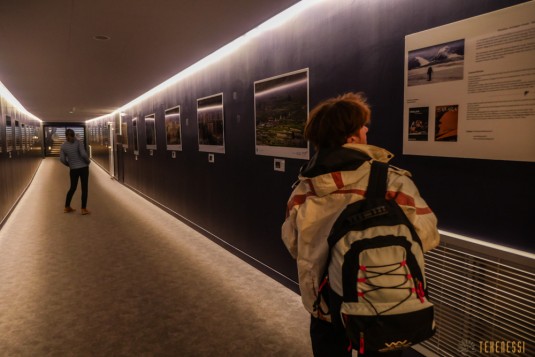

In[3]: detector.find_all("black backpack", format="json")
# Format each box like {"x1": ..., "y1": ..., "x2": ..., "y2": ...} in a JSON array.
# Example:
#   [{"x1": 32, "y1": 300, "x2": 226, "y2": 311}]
[{"x1": 317, "y1": 161, "x2": 435, "y2": 354}]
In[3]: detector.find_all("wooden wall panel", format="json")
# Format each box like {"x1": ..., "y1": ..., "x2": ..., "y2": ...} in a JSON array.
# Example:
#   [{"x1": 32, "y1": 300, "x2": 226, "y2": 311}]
[{"x1": 0, "y1": 113, "x2": 42, "y2": 227}]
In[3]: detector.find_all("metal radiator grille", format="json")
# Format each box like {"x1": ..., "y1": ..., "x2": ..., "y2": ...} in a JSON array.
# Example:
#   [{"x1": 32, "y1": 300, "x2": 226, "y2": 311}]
[{"x1": 418, "y1": 234, "x2": 534, "y2": 356}]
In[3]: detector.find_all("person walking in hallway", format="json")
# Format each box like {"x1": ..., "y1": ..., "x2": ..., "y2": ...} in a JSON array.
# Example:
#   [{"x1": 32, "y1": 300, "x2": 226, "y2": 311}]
[{"x1": 60, "y1": 128, "x2": 91, "y2": 215}]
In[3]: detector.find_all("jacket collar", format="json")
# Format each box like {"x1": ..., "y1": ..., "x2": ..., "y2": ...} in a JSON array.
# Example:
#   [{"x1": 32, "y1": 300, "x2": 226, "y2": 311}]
[{"x1": 300, "y1": 143, "x2": 394, "y2": 178}]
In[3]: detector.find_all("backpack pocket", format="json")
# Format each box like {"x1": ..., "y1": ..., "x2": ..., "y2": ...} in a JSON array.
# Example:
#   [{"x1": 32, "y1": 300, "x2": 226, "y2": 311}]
[{"x1": 341, "y1": 301, "x2": 435, "y2": 354}]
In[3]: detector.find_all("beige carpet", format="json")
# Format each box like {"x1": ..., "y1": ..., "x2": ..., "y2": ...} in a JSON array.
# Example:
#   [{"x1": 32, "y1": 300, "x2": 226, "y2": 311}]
[{"x1": 0, "y1": 158, "x2": 312, "y2": 356}]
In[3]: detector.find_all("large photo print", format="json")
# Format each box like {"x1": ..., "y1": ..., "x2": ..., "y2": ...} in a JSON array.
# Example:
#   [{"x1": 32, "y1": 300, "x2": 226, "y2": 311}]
[
  {"x1": 145, "y1": 114, "x2": 157, "y2": 150},
  {"x1": 165, "y1": 105, "x2": 182, "y2": 151},
  {"x1": 407, "y1": 39, "x2": 465, "y2": 87},
  {"x1": 404, "y1": 2, "x2": 535, "y2": 162},
  {"x1": 197, "y1": 93, "x2": 225, "y2": 154},
  {"x1": 254, "y1": 69, "x2": 309, "y2": 160}
]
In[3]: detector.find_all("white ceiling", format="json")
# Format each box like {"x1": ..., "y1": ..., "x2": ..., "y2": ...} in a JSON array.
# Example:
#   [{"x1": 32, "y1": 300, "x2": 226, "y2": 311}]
[{"x1": 0, "y1": 0, "x2": 300, "y2": 122}]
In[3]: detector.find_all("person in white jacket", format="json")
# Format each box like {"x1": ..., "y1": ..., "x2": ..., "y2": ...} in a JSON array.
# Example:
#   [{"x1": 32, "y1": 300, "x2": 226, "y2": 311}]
[{"x1": 282, "y1": 92, "x2": 439, "y2": 356}]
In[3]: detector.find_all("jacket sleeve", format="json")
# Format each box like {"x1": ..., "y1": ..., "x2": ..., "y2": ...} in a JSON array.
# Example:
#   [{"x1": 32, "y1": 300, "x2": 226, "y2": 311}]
[
  {"x1": 59, "y1": 146, "x2": 68, "y2": 166},
  {"x1": 281, "y1": 206, "x2": 298, "y2": 260},
  {"x1": 78, "y1": 140, "x2": 90, "y2": 164},
  {"x1": 282, "y1": 183, "x2": 351, "y2": 319},
  {"x1": 388, "y1": 172, "x2": 440, "y2": 252}
]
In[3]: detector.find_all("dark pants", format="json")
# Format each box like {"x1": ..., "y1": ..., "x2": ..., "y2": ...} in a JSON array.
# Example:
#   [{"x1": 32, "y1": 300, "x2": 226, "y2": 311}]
[
  {"x1": 311, "y1": 315, "x2": 351, "y2": 357},
  {"x1": 310, "y1": 315, "x2": 404, "y2": 357},
  {"x1": 65, "y1": 166, "x2": 89, "y2": 209}
]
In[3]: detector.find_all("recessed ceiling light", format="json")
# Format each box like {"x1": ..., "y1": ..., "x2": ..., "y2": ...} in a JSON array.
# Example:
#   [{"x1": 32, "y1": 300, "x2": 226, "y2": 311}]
[{"x1": 93, "y1": 35, "x2": 111, "y2": 41}]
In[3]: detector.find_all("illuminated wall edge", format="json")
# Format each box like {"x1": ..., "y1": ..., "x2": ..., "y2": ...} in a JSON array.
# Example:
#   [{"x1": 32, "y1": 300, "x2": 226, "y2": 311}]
[
  {"x1": 0, "y1": 80, "x2": 42, "y2": 122},
  {"x1": 85, "y1": 0, "x2": 326, "y2": 123},
  {"x1": 438, "y1": 230, "x2": 534, "y2": 262}
]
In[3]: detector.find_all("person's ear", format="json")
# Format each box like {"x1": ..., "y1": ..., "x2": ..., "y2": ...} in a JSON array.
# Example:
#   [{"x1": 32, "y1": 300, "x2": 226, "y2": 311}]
[{"x1": 346, "y1": 135, "x2": 359, "y2": 144}]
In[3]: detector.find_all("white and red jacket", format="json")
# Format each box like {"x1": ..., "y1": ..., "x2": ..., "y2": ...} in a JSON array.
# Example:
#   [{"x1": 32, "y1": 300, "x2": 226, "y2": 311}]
[{"x1": 282, "y1": 143, "x2": 440, "y2": 318}]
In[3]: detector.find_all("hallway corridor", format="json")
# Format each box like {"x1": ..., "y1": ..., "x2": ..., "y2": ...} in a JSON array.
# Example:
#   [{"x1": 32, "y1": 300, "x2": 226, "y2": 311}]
[{"x1": 0, "y1": 158, "x2": 311, "y2": 356}]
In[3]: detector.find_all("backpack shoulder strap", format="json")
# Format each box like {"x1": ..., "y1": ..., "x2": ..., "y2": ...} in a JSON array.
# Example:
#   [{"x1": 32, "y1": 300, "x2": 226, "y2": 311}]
[{"x1": 366, "y1": 161, "x2": 389, "y2": 200}]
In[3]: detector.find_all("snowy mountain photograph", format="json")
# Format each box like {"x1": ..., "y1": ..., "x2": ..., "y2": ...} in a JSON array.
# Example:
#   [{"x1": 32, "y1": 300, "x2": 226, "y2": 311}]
[{"x1": 407, "y1": 39, "x2": 465, "y2": 86}]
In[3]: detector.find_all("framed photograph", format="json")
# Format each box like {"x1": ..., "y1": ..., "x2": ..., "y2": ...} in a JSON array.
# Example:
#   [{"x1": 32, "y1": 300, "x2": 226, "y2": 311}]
[
  {"x1": 145, "y1": 114, "x2": 157, "y2": 150},
  {"x1": 434, "y1": 105, "x2": 459, "y2": 142},
  {"x1": 132, "y1": 117, "x2": 139, "y2": 154},
  {"x1": 197, "y1": 93, "x2": 225, "y2": 154},
  {"x1": 407, "y1": 39, "x2": 465, "y2": 87},
  {"x1": 165, "y1": 105, "x2": 182, "y2": 151},
  {"x1": 121, "y1": 121, "x2": 128, "y2": 148},
  {"x1": 408, "y1": 107, "x2": 429, "y2": 142},
  {"x1": 254, "y1": 68, "x2": 309, "y2": 160}
]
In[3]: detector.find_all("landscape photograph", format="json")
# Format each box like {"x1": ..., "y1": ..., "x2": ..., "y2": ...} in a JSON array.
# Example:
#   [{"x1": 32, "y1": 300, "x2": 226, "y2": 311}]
[
  {"x1": 197, "y1": 93, "x2": 224, "y2": 149},
  {"x1": 165, "y1": 105, "x2": 182, "y2": 150},
  {"x1": 255, "y1": 69, "x2": 308, "y2": 151}
]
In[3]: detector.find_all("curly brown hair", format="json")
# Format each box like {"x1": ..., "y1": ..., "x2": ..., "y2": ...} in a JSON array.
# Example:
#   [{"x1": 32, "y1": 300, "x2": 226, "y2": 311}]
[{"x1": 304, "y1": 92, "x2": 371, "y2": 149}]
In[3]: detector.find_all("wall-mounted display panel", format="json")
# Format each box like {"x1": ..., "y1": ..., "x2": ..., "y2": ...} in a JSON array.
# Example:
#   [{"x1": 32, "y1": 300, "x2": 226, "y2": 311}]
[
  {"x1": 132, "y1": 117, "x2": 139, "y2": 154},
  {"x1": 15, "y1": 120, "x2": 22, "y2": 150},
  {"x1": 5, "y1": 115, "x2": 13, "y2": 152},
  {"x1": 102, "y1": 122, "x2": 110, "y2": 147},
  {"x1": 197, "y1": 93, "x2": 225, "y2": 154},
  {"x1": 404, "y1": 1, "x2": 535, "y2": 162},
  {"x1": 98, "y1": 124, "x2": 103, "y2": 145},
  {"x1": 121, "y1": 121, "x2": 128, "y2": 148},
  {"x1": 145, "y1": 114, "x2": 157, "y2": 150},
  {"x1": 165, "y1": 105, "x2": 182, "y2": 151},
  {"x1": 21, "y1": 123, "x2": 27, "y2": 151},
  {"x1": 254, "y1": 68, "x2": 309, "y2": 160},
  {"x1": 28, "y1": 125, "x2": 35, "y2": 149}
]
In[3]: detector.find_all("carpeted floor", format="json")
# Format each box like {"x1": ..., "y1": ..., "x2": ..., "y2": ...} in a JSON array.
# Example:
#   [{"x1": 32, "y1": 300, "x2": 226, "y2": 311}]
[{"x1": 0, "y1": 158, "x2": 312, "y2": 356}]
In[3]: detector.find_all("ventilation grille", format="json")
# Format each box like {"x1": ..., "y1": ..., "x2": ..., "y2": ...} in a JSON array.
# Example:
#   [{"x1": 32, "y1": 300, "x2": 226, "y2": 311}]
[{"x1": 419, "y1": 235, "x2": 534, "y2": 356}]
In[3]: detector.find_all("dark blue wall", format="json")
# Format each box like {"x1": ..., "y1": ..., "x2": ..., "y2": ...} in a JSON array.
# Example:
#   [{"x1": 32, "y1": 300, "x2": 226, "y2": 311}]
[{"x1": 88, "y1": 0, "x2": 533, "y2": 291}]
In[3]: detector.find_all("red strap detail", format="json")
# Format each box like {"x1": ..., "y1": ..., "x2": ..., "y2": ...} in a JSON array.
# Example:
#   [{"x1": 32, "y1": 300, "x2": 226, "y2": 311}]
[
  {"x1": 417, "y1": 281, "x2": 425, "y2": 303},
  {"x1": 360, "y1": 334, "x2": 365, "y2": 354},
  {"x1": 318, "y1": 276, "x2": 328, "y2": 292},
  {"x1": 407, "y1": 274, "x2": 412, "y2": 279},
  {"x1": 331, "y1": 172, "x2": 345, "y2": 189},
  {"x1": 285, "y1": 193, "x2": 310, "y2": 217},
  {"x1": 400, "y1": 260, "x2": 407, "y2": 266},
  {"x1": 358, "y1": 292, "x2": 365, "y2": 297},
  {"x1": 305, "y1": 179, "x2": 317, "y2": 196},
  {"x1": 359, "y1": 265, "x2": 367, "y2": 271},
  {"x1": 357, "y1": 278, "x2": 367, "y2": 283}
]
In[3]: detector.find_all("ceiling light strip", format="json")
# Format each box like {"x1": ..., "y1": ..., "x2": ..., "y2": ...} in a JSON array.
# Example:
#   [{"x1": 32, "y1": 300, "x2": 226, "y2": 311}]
[{"x1": 87, "y1": 0, "x2": 326, "y2": 122}]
